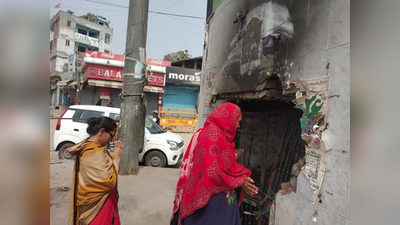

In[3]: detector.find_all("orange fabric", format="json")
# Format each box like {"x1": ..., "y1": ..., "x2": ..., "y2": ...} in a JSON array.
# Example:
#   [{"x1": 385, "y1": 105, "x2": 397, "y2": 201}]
[{"x1": 67, "y1": 141, "x2": 119, "y2": 225}]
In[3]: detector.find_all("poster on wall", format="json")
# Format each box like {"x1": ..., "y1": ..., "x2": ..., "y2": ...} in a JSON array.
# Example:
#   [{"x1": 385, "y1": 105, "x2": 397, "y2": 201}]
[
  {"x1": 304, "y1": 144, "x2": 327, "y2": 193},
  {"x1": 294, "y1": 76, "x2": 330, "y2": 203},
  {"x1": 294, "y1": 76, "x2": 331, "y2": 139},
  {"x1": 205, "y1": 67, "x2": 215, "y2": 92}
]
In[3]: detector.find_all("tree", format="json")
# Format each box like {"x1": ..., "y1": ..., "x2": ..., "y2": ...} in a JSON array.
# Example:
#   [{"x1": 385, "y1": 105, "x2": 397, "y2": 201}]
[{"x1": 163, "y1": 49, "x2": 192, "y2": 62}]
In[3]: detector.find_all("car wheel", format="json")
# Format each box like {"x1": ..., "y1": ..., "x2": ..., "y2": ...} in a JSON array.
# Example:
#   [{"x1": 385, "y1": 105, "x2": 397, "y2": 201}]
[
  {"x1": 145, "y1": 151, "x2": 166, "y2": 167},
  {"x1": 58, "y1": 142, "x2": 75, "y2": 160}
]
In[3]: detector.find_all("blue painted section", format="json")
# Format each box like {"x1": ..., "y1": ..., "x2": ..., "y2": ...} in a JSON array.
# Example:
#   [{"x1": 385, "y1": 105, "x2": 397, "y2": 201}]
[
  {"x1": 55, "y1": 90, "x2": 69, "y2": 106},
  {"x1": 63, "y1": 92, "x2": 69, "y2": 106},
  {"x1": 162, "y1": 84, "x2": 199, "y2": 109},
  {"x1": 96, "y1": 20, "x2": 109, "y2": 27},
  {"x1": 58, "y1": 90, "x2": 63, "y2": 105}
]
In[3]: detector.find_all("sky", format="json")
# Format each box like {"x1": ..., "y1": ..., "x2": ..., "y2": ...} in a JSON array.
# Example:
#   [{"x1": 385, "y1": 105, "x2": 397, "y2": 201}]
[{"x1": 50, "y1": 0, "x2": 207, "y2": 60}]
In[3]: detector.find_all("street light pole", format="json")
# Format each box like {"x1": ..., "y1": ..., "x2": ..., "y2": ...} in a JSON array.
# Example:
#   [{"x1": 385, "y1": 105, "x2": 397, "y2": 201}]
[{"x1": 119, "y1": 0, "x2": 149, "y2": 175}]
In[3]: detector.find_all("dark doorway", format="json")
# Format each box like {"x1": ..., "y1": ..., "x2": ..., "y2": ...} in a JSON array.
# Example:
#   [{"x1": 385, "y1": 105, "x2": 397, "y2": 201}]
[{"x1": 233, "y1": 100, "x2": 305, "y2": 225}]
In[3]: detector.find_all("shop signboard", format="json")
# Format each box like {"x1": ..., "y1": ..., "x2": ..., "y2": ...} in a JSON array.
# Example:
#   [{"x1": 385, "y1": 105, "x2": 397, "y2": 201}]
[
  {"x1": 86, "y1": 50, "x2": 125, "y2": 61},
  {"x1": 165, "y1": 67, "x2": 201, "y2": 86},
  {"x1": 75, "y1": 33, "x2": 99, "y2": 47},
  {"x1": 146, "y1": 58, "x2": 171, "y2": 67},
  {"x1": 86, "y1": 64, "x2": 123, "y2": 82},
  {"x1": 147, "y1": 71, "x2": 165, "y2": 87}
]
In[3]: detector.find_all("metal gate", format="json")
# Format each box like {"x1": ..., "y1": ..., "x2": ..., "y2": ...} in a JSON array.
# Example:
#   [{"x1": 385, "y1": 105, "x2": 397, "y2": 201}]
[{"x1": 236, "y1": 109, "x2": 304, "y2": 224}]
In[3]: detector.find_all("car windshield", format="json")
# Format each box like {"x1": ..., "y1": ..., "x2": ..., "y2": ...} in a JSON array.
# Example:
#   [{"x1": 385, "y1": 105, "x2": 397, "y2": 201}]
[{"x1": 145, "y1": 116, "x2": 166, "y2": 134}]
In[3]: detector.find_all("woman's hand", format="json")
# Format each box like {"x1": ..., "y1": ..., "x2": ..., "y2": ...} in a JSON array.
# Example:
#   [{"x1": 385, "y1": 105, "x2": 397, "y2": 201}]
[
  {"x1": 242, "y1": 177, "x2": 258, "y2": 196},
  {"x1": 107, "y1": 140, "x2": 123, "y2": 166},
  {"x1": 235, "y1": 148, "x2": 245, "y2": 160}
]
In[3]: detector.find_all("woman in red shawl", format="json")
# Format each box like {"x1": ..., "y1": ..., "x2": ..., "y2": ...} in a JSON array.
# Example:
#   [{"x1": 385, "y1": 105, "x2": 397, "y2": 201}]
[{"x1": 171, "y1": 102, "x2": 258, "y2": 225}]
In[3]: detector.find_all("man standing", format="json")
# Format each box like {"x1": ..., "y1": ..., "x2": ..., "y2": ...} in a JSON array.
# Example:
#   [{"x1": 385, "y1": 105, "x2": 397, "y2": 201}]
[
  {"x1": 152, "y1": 110, "x2": 160, "y2": 125},
  {"x1": 107, "y1": 98, "x2": 115, "y2": 107}
]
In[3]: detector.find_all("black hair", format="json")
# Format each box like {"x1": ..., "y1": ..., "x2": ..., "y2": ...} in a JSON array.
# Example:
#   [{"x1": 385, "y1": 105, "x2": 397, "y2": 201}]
[{"x1": 86, "y1": 116, "x2": 117, "y2": 136}]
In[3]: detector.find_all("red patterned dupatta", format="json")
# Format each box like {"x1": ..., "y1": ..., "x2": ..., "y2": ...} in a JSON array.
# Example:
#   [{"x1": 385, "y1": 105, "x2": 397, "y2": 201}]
[{"x1": 172, "y1": 102, "x2": 251, "y2": 222}]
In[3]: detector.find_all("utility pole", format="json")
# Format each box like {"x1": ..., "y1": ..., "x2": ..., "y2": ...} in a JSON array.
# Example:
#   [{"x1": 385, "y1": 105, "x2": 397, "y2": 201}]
[
  {"x1": 74, "y1": 43, "x2": 81, "y2": 105},
  {"x1": 119, "y1": 0, "x2": 149, "y2": 175}
]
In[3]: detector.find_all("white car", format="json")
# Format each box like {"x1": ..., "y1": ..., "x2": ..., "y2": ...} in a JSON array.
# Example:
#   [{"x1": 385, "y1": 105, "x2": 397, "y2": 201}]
[{"x1": 53, "y1": 105, "x2": 185, "y2": 167}]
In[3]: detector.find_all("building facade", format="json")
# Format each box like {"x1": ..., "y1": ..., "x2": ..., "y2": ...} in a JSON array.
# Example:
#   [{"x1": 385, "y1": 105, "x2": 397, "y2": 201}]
[
  {"x1": 160, "y1": 61, "x2": 201, "y2": 133},
  {"x1": 80, "y1": 52, "x2": 168, "y2": 115},
  {"x1": 164, "y1": 66, "x2": 201, "y2": 109},
  {"x1": 50, "y1": 10, "x2": 113, "y2": 107},
  {"x1": 199, "y1": 0, "x2": 350, "y2": 224}
]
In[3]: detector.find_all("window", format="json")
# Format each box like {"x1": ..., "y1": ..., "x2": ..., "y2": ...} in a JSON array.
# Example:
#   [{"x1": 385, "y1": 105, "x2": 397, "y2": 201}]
[
  {"x1": 105, "y1": 33, "x2": 110, "y2": 44},
  {"x1": 76, "y1": 110, "x2": 104, "y2": 123},
  {"x1": 88, "y1": 31, "x2": 99, "y2": 38},
  {"x1": 78, "y1": 46, "x2": 86, "y2": 53},
  {"x1": 99, "y1": 22, "x2": 104, "y2": 26},
  {"x1": 109, "y1": 113, "x2": 120, "y2": 120},
  {"x1": 104, "y1": 50, "x2": 110, "y2": 53},
  {"x1": 65, "y1": 40, "x2": 70, "y2": 46},
  {"x1": 67, "y1": 20, "x2": 71, "y2": 27},
  {"x1": 145, "y1": 116, "x2": 165, "y2": 134},
  {"x1": 50, "y1": 41, "x2": 53, "y2": 52},
  {"x1": 78, "y1": 28, "x2": 87, "y2": 35},
  {"x1": 72, "y1": 110, "x2": 81, "y2": 122}
]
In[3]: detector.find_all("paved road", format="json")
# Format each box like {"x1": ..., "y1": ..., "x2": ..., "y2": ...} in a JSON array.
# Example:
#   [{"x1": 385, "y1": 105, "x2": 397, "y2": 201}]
[
  {"x1": 50, "y1": 160, "x2": 181, "y2": 225},
  {"x1": 50, "y1": 119, "x2": 195, "y2": 224}
]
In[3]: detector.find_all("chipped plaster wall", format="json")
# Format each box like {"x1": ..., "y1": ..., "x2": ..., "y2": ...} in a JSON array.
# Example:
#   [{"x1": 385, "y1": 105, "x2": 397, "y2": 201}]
[
  {"x1": 53, "y1": 14, "x2": 76, "y2": 79},
  {"x1": 199, "y1": 0, "x2": 350, "y2": 224}
]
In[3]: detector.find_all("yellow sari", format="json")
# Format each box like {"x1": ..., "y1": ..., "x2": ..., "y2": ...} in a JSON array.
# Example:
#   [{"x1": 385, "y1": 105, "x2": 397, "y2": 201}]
[{"x1": 66, "y1": 140, "x2": 119, "y2": 225}]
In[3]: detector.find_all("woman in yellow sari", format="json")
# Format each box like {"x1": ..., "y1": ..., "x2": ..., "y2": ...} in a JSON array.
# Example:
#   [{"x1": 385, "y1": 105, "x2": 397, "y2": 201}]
[{"x1": 66, "y1": 116, "x2": 123, "y2": 225}]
